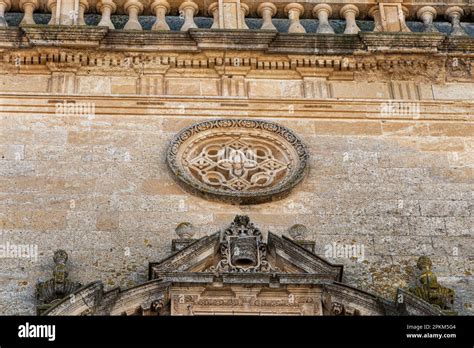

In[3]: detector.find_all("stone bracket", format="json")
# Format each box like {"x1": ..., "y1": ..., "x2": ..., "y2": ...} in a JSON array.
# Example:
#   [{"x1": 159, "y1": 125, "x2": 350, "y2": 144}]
[
  {"x1": 267, "y1": 33, "x2": 365, "y2": 55},
  {"x1": 102, "y1": 30, "x2": 199, "y2": 52},
  {"x1": 189, "y1": 29, "x2": 277, "y2": 51},
  {"x1": 360, "y1": 32, "x2": 447, "y2": 53}
]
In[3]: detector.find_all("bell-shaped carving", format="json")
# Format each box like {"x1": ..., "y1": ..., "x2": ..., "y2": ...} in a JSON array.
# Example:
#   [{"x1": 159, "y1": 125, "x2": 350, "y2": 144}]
[{"x1": 230, "y1": 236, "x2": 258, "y2": 267}]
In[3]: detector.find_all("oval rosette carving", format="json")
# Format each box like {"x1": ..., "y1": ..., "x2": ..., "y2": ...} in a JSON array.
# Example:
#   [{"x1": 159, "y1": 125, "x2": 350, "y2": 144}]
[{"x1": 166, "y1": 119, "x2": 309, "y2": 204}]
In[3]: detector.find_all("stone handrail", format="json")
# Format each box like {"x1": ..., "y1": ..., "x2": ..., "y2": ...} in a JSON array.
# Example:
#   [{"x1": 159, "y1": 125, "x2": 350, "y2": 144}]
[{"x1": 0, "y1": 0, "x2": 472, "y2": 35}]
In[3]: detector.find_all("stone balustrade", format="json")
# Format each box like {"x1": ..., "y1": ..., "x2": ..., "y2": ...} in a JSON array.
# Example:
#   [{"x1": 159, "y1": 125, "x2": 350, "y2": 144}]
[{"x1": 0, "y1": 0, "x2": 472, "y2": 36}]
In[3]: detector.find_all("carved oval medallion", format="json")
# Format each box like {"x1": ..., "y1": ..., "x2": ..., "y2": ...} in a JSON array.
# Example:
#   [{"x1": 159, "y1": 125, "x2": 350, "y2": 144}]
[{"x1": 167, "y1": 119, "x2": 309, "y2": 204}]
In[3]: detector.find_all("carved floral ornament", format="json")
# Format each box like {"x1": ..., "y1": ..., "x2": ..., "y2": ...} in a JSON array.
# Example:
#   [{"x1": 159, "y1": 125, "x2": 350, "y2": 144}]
[{"x1": 166, "y1": 119, "x2": 309, "y2": 204}]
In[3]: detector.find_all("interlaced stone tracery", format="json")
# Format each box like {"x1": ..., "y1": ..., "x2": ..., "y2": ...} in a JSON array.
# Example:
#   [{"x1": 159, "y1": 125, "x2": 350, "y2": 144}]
[
  {"x1": 187, "y1": 136, "x2": 289, "y2": 192},
  {"x1": 167, "y1": 119, "x2": 309, "y2": 204}
]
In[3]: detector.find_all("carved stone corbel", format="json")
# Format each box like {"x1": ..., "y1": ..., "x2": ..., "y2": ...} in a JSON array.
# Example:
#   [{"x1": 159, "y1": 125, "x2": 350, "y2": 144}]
[{"x1": 139, "y1": 299, "x2": 165, "y2": 316}]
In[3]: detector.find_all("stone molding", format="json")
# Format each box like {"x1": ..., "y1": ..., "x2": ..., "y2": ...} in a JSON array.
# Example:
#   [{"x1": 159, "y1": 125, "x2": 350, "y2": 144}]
[
  {"x1": 0, "y1": 95, "x2": 472, "y2": 122},
  {"x1": 0, "y1": 27, "x2": 472, "y2": 54}
]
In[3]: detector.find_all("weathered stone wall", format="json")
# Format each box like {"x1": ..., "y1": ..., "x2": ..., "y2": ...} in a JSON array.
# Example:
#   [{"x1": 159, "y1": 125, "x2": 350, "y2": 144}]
[
  {"x1": 0, "y1": 34, "x2": 473, "y2": 315},
  {"x1": 0, "y1": 92, "x2": 472, "y2": 315}
]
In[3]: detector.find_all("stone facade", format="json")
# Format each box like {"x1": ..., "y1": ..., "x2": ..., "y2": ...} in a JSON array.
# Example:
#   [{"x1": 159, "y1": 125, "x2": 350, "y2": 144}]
[{"x1": 0, "y1": 0, "x2": 473, "y2": 315}]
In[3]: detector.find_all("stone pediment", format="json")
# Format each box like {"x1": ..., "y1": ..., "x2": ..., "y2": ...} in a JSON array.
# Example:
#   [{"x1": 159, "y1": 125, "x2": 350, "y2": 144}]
[
  {"x1": 149, "y1": 215, "x2": 343, "y2": 285},
  {"x1": 40, "y1": 216, "x2": 448, "y2": 316},
  {"x1": 148, "y1": 232, "x2": 220, "y2": 275}
]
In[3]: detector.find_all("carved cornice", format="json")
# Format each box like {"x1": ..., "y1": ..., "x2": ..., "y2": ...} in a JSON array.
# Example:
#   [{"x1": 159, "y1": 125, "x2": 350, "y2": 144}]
[
  {"x1": 189, "y1": 29, "x2": 278, "y2": 51},
  {"x1": 2, "y1": 51, "x2": 460, "y2": 84},
  {"x1": 0, "y1": 27, "x2": 22, "y2": 48},
  {"x1": 148, "y1": 232, "x2": 220, "y2": 279},
  {"x1": 0, "y1": 27, "x2": 472, "y2": 83},
  {"x1": 21, "y1": 25, "x2": 109, "y2": 48},
  {"x1": 442, "y1": 36, "x2": 474, "y2": 51},
  {"x1": 360, "y1": 32, "x2": 447, "y2": 53},
  {"x1": 0, "y1": 27, "x2": 473, "y2": 54},
  {"x1": 267, "y1": 33, "x2": 365, "y2": 54},
  {"x1": 101, "y1": 30, "x2": 198, "y2": 51}
]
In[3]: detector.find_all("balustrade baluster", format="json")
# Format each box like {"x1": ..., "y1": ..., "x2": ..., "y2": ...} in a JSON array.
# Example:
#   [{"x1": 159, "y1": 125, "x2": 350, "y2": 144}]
[
  {"x1": 124, "y1": 0, "x2": 143, "y2": 30},
  {"x1": 417, "y1": 6, "x2": 438, "y2": 33},
  {"x1": 340, "y1": 4, "x2": 360, "y2": 34},
  {"x1": 47, "y1": 0, "x2": 56, "y2": 24},
  {"x1": 285, "y1": 3, "x2": 305, "y2": 33},
  {"x1": 401, "y1": 6, "x2": 410, "y2": 32},
  {"x1": 19, "y1": 0, "x2": 38, "y2": 25},
  {"x1": 179, "y1": 1, "x2": 198, "y2": 31},
  {"x1": 0, "y1": 0, "x2": 10, "y2": 27},
  {"x1": 313, "y1": 4, "x2": 334, "y2": 34},
  {"x1": 240, "y1": 3, "x2": 249, "y2": 29},
  {"x1": 446, "y1": 6, "x2": 467, "y2": 36},
  {"x1": 151, "y1": 0, "x2": 170, "y2": 30},
  {"x1": 257, "y1": 2, "x2": 277, "y2": 31},
  {"x1": 97, "y1": 0, "x2": 116, "y2": 29},
  {"x1": 208, "y1": 2, "x2": 218, "y2": 29},
  {"x1": 78, "y1": 0, "x2": 88, "y2": 25}
]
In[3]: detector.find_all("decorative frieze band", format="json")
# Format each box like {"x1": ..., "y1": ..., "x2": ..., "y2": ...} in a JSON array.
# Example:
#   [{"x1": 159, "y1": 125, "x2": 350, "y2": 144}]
[{"x1": 2, "y1": 47, "x2": 471, "y2": 86}]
